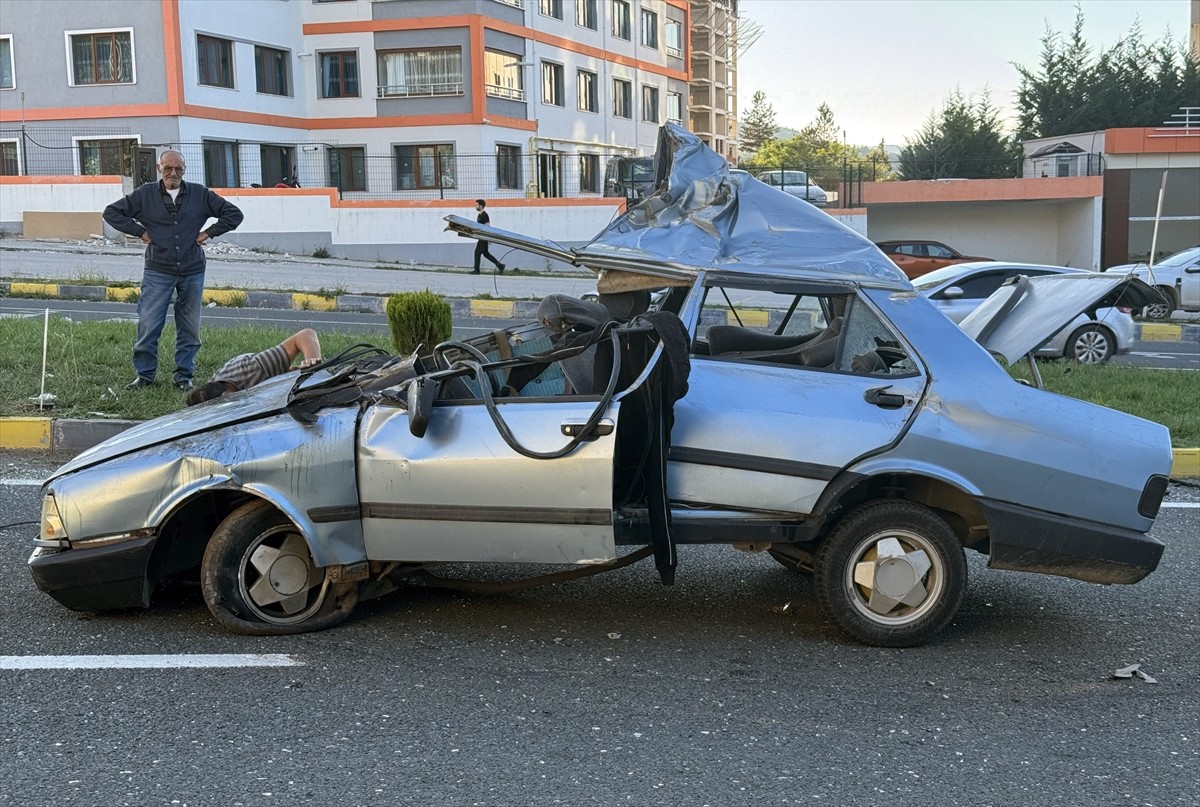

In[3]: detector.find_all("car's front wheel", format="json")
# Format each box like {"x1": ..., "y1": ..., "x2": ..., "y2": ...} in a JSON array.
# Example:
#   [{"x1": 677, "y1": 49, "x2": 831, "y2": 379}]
[
  {"x1": 201, "y1": 500, "x2": 358, "y2": 636},
  {"x1": 1143, "y1": 286, "x2": 1176, "y2": 321},
  {"x1": 1064, "y1": 323, "x2": 1114, "y2": 364},
  {"x1": 814, "y1": 500, "x2": 966, "y2": 647}
]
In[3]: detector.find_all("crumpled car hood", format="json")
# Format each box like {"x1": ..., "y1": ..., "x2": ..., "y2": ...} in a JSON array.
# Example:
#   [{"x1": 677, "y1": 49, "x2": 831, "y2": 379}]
[
  {"x1": 49, "y1": 372, "x2": 301, "y2": 480},
  {"x1": 447, "y1": 123, "x2": 910, "y2": 292}
]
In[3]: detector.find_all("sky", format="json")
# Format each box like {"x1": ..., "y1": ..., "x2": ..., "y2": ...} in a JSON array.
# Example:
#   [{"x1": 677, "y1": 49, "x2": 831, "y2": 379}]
[{"x1": 735, "y1": 0, "x2": 1193, "y2": 147}]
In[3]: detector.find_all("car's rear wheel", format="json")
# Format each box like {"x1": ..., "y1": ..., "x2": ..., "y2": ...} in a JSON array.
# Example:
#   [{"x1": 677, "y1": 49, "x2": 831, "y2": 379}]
[
  {"x1": 1144, "y1": 286, "x2": 1176, "y2": 321},
  {"x1": 201, "y1": 500, "x2": 358, "y2": 636},
  {"x1": 1064, "y1": 324, "x2": 1114, "y2": 364},
  {"x1": 814, "y1": 500, "x2": 965, "y2": 647}
]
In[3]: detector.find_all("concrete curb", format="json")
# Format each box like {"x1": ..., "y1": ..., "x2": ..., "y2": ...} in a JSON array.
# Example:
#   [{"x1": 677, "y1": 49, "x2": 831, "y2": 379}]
[
  {"x1": 2, "y1": 416, "x2": 1197, "y2": 479},
  {"x1": 4, "y1": 279, "x2": 1199, "y2": 342}
]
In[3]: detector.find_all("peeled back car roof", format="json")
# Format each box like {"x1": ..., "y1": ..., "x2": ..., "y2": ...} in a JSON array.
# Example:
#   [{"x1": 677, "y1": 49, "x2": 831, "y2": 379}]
[{"x1": 446, "y1": 123, "x2": 910, "y2": 291}]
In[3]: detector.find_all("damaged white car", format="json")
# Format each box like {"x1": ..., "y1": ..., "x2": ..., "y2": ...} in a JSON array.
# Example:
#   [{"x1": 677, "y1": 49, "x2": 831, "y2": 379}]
[{"x1": 30, "y1": 125, "x2": 1171, "y2": 647}]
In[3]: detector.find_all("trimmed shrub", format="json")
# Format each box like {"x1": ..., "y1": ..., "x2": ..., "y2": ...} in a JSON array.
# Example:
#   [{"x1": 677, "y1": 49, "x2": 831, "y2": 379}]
[{"x1": 385, "y1": 289, "x2": 452, "y2": 354}]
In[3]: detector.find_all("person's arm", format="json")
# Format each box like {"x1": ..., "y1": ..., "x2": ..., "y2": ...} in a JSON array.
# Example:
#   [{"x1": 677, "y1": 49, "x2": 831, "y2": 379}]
[
  {"x1": 102, "y1": 189, "x2": 147, "y2": 239},
  {"x1": 281, "y1": 328, "x2": 322, "y2": 368},
  {"x1": 201, "y1": 190, "x2": 245, "y2": 241}
]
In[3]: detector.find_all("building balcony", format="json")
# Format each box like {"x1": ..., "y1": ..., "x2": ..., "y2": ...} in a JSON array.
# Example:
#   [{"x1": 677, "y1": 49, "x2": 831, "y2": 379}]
[{"x1": 377, "y1": 83, "x2": 464, "y2": 98}]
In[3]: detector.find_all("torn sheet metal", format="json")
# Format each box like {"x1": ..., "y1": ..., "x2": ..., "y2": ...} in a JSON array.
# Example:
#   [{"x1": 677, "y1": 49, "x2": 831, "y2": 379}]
[{"x1": 447, "y1": 123, "x2": 910, "y2": 290}]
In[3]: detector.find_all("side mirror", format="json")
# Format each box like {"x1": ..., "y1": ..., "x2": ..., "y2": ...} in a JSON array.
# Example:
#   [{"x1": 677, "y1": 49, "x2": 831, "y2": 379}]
[
  {"x1": 407, "y1": 376, "x2": 437, "y2": 438},
  {"x1": 940, "y1": 286, "x2": 965, "y2": 299}
]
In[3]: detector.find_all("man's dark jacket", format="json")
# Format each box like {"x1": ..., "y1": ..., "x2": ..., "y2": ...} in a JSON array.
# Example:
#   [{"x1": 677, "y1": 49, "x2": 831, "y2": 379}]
[{"x1": 103, "y1": 181, "x2": 243, "y2": 276}]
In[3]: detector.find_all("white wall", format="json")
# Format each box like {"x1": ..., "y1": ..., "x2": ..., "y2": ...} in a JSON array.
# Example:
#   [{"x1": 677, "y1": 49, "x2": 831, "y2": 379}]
[
  {"x1": 866, "y1": 201, "x2": 1097, "y2": 267},
  {"x1": 1, "y1": 180, "x2": 124, "y2": 228}
]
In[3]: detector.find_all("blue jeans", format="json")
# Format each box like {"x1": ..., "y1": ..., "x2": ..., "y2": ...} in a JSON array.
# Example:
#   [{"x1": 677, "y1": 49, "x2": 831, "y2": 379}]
[{"x1": 133, "y1": 270, "x2": 204, "y2": 383}]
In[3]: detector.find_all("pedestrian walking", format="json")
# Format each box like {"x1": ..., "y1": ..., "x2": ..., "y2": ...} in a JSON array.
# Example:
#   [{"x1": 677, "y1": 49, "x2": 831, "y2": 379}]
[
  {"x1": 470, "y1": 199, "x2": 505, "y2": 274},
  {"x1": 103, "y1": 149, "x2": 244, "y2": 392},
  {"x1": 186, "y1": 328, "x2": 322, "y2": 405}
]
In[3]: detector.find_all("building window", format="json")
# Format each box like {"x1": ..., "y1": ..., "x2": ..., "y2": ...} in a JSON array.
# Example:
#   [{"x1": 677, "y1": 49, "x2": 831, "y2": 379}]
[
  {"x1": 68, "y1": 30, "x2": 133, "y2": 85},
  {"x1": 196, "y1": 35, "x2": 233, "y2": 88},
  {"x1": 327, "y1": 147, "x2": 366, "y2": 192},
  {"x1": 613, "y1": 78, "x2": 632, "y2": 118},
  {"x1": 612, "y1": 1, "x2": 631, "y2": 40},
  {"x1": 484, "y1": 49, "x2": 524, "y2": 100},
  {"x1": 0, "y1": 141, "x2": 21, "y2": 175},
  {"x1": 378, "y1": 48, "x2": 463, "y2": 97},
  {"x1": 579, "y1": 153, "x2": 599, "y2": 193},
  {"x1": 497, "y1": 144, "x2": 522, "y2": 189},
  {"x1": 577, "y1": 69, "x2": 597, "y2": 113},
  {"x1": 576, "y1": 0, "x2": 597, "y2": 30},
  {"x1": 665, "y1": 20, "x2": 683, "y2": 58},
  {"x1": 539, "y1": 0, "x2": 563, "y2": 20},
  {"x1": 667, "y1": 91, "x2": 682, "y2": 124},
  {"x1": 254, "y1": 45, "x2": 289, "y2": 95},
  {"x1": 78, "y1": 138, "x2": 136, "y2": 175},
  {"x1": 541, "y1": 61, "x2": 564, "y2": 106},
  {"x1": 395, "y1": 143, "x2": 456, "y2": 190},
  {"x1": 640, "y1": 9, "x2": 658, "y2": 49},
  {"x1": 320, "y1": 51, "x2": 359, "y2": 98},
  {"x1": 0, "y1": 36, "x2": 14, "y2": 89},
  {"x1": 203, "y1": 139, "x2": 240, "y2": 187},
  {"x1": 260, "y1": 144, "x2": 297, "y2": 187},
  {"x1": 642, "y1": 85, "x2": 659, "y2": 123}
]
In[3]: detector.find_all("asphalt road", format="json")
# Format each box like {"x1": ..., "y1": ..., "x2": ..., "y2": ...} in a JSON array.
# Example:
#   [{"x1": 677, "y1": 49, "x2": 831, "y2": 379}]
[
  {"x1": 0, "y1": 463, "x2": 1197, "y2": 807},
  {"x1": 2, "y1": 297, "x2": 1196, "y2": 371}
]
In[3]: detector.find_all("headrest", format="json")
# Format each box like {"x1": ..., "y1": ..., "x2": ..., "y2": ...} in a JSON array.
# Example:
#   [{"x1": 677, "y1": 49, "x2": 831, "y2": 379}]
[{"x1": 537, "y1": 294, "x2": 613, "y2": 332}]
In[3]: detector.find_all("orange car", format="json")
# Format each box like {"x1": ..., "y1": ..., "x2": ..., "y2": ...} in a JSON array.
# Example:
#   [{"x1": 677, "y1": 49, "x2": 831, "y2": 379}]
[{"x1": 875, "y1": 240, "x2": 992, "y2": 280}]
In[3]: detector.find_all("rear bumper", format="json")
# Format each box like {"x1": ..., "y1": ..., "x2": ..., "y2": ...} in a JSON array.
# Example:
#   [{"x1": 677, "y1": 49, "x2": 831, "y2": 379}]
[
  {"x1": 29, "y1": 534, "x2": 155, "y2": 611},
  {"x1": 981, "y1": 499, "x2": 1163, "y2": 584}
]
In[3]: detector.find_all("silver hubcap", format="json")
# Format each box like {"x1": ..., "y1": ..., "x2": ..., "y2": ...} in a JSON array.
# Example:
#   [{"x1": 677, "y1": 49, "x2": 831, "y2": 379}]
[
  {"x1": 845, "y1": 531, "x2": 944, "y2": 625},
  {"x1": 1072, "y1": 329, "x2": 1109, "y2": 364},
  {"x1": 238, "y1": 526, "x2": 328, "y2": 624},
  {"x1": 1145, "y1": 301, "x2": 1170, "y2": 320}
]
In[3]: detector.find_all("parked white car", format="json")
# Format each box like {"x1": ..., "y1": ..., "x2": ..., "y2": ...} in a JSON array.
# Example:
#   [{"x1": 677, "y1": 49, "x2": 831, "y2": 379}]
[
  {"x1": 913, "y1": 262, "x2": 1137, "y2": 364},
  {"x1": 753, "y1": 169, "x2": 829, "y2": 207},
  {"x1": 1107, "y1": 246, "x2": 1200, "y2": 320}
]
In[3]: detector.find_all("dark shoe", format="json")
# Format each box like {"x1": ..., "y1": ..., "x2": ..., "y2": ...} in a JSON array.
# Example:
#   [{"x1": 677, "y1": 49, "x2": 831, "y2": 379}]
[
  {"x1": 175, "y1": 380, "x2": 194, "y2": 392},
  {"x1": 470, "y1": 269, "x2": 480, "y2": 274},
  {"x1": 497, "y1": 263, "x2": 506, "y2": 273},
  {"x1": 124, "y1": 377, "x2": 156, "y2": 390}
]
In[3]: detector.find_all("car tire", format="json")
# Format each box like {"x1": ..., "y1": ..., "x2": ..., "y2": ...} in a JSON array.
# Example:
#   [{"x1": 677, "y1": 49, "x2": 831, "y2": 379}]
[
  {"x1": 1064, "y1": 323, "x2": 1114, "y2": 364},
  {"x1": 1143, "y1": 287, "x2": 1176, "y2": 321},
  {"x1": 201, "y1": 500, "x2": 358, "y2": 636},
  {"x1": 814, "y1": 500, "x2": 966, "y2": 647}
]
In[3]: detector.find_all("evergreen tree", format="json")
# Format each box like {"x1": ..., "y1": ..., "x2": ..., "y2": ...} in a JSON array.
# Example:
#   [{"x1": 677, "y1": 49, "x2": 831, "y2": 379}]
[
  {"x1": 739, "y1": 90, "x2": 778, "y2": 155},
  {"x1": 899, "y1": 90, "x2": 1016, "y2": 179}
]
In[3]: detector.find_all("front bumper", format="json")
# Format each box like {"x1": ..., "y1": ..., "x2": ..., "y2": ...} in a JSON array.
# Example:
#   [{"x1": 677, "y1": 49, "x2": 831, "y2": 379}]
[
  {"x1": 982, "y1": 499, "x2": 1164, "y2": 584},
  {"x1": 29, "y1": 534, "x2": 156, "y2": 611}
]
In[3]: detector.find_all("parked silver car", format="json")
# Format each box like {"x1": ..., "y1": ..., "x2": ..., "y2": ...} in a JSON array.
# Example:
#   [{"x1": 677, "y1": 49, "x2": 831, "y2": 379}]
[
  {"x1": 1108, "y1": 246, "x2": 1200, "y2": 320},
  {"x1": 30, "y1": 125, "x2": 1170, "y2": 648},
  {"x1": 913, "y1": 262, "x2": 1136, "y2": 364},
  {"x1": 753, "y1": 169, "x2": 829, "y2": 206}
]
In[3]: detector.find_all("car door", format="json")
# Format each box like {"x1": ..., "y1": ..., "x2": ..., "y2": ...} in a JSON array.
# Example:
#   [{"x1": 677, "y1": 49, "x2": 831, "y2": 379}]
[
  {"x1": 1179, "y1": 251, "x2": 1200, "y2": 310},
  {"x1": 669, "y1": 280, "x2": 927, "y2": 516},
  {"x1": 931, "y1": 268, "x2": 1032, "y2": 323},
  {"x1": 357, "y1": 381, "x2": 626, "y2": 565}
]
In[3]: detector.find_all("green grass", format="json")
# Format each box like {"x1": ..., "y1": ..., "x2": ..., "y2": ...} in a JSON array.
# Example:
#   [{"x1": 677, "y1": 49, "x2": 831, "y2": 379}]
[
  {"x1": 1, "y1": 316, "x2": 1197, "y2": 444},
  {"x1": 0, "y1": 317, "x2": 389, "y2": 421}
]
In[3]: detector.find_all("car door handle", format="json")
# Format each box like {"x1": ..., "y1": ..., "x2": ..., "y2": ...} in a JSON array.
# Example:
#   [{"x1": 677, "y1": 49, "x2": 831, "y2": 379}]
[
  {"x1": 561, "y1": 418, "x2": 615, "y2": 438},
  {"x1": 864, "y1": 386, "x2": 906, "y2": 409}
]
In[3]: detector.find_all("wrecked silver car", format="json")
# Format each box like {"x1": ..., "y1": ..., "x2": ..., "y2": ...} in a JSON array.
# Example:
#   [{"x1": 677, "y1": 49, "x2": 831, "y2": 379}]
[{"x1": 30, "y1": 125, "x2": 1171, "y2": 647}]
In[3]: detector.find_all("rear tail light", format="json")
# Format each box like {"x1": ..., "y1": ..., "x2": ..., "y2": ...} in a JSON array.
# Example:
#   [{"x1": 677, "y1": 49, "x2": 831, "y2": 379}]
[{"x1": 1118, "y1": 306, "x2": 1133, "y2": 314}]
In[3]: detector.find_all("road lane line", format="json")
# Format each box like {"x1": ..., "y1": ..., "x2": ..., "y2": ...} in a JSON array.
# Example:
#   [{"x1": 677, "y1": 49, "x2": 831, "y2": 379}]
[{"x1": 0, "y1": 654, "x2": 302, "y2": 670}]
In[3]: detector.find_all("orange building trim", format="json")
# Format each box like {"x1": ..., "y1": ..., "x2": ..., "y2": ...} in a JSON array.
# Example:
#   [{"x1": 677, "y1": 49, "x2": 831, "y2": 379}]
[
  {"x1": 219, "y1": 186, "x2": 624, "y2": 210},
  {"x1": 303, "y1": 15, "x2": 688, "y2": 83},
  {"x1": 0, "y1": 175, "x2": 122, "y2": 185},
  {"x1": 1105, "y1": 127, "x2": 1200, "y2": 154},
  {"x1": 161, "y1": 0, "x2": 185, "y2": 114},
  {"x1": 0, "y1": 104, "x2": 173, "y2": 122},
  {"x1": 861, "y1": 176, "x2": 1103, "y2": 205},
  {"x1": 177, "y1": 104, "x2": 536, "y2": 131}
]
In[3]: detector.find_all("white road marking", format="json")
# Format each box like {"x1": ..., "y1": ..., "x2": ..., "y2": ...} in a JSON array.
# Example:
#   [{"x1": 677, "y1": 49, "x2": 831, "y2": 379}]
[
  {"x1": 0, "y1": 653, "x2": 302, "y2": 670},
  {"x1": 0, "y1": 479, "x2": 47, "y2": 487}
]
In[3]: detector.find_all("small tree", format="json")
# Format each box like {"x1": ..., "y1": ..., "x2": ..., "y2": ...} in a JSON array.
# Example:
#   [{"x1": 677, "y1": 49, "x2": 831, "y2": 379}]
[
  {"x1": 739, "y1": 90, "x2": 779, "y2": 155},
  {"x1": 386, "y1": 289, "x2": 452, "y2": 355}
]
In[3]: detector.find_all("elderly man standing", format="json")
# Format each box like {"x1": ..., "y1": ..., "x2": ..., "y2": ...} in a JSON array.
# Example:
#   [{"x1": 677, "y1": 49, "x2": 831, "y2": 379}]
[{"x1": 103, "y1": 149, "x2": 243, "y2": 391}]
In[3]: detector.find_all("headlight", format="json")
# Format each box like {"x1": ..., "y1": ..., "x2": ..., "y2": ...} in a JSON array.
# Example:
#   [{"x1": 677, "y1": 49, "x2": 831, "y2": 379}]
[{"x1": 37, "y1": 494, "x2": 69, "y2": 548}]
